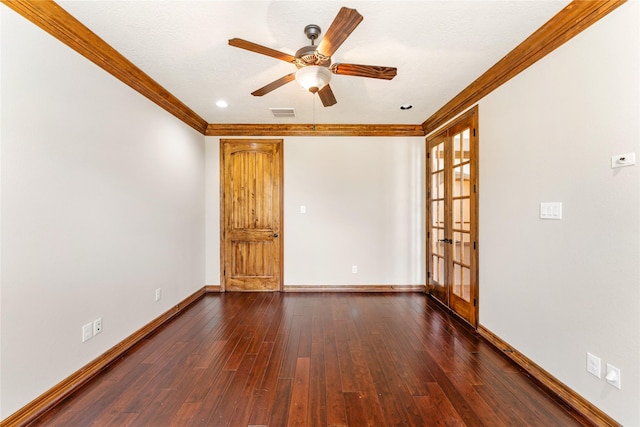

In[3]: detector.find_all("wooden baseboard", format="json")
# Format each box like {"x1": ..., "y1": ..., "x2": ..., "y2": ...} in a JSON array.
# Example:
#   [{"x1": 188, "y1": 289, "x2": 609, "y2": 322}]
[
  {"x1": 284, "y1": 284, "x2": 426, "y2": 293},
  {"x1": 204, "y1": 284, "x2": 222, "y2": 292},
  {"x1": 478, "y1": 325, "x2": 621, "y2": 427},
  {"x1": 1, "y1": 287, "x2": 206, "y2": 427}
]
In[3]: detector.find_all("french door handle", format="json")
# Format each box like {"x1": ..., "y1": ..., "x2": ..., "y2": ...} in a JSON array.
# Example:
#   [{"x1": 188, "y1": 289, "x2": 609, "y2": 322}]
[{"x1": 438, "y1": 238, "x2": 453, "y2": 244}]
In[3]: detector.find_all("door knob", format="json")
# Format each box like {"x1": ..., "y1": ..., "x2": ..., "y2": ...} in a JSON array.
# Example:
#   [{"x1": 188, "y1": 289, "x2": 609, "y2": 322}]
[{"x1": 273, "y1": 233, "x2": 279, "y2": 238}]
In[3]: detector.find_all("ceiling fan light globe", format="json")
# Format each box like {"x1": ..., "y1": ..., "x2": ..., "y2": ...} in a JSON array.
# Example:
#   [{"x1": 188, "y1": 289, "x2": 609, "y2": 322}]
[{"x1": 295, "y1": 66, "x2": 331, "y2": 92}]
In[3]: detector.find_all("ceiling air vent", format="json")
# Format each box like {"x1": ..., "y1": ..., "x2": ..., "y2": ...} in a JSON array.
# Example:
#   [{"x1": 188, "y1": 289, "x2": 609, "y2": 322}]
[{"x1": 269, "y1": 108, "x2": 296, "y2": 118}]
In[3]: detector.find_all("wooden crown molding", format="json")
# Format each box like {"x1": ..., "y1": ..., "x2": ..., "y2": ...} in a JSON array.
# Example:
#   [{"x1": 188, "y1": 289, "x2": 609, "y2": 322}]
[
  {"x1": 3, "y1": 0, "x2": 626, "y2": 138},
  {"x1": 1, "y1": 0, "x2": 209, "y2": 134},
  {"x1": 422, "y1": 0, "x2": 627, "y2": 136},
  {"x1": 206, "y1": 123, "x2": 425, "y2": 137}
]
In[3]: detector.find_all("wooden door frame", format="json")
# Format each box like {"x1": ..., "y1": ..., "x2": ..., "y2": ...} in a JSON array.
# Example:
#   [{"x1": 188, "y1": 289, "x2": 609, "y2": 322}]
[
  {"x1": 426, "y1": 106, "x2": 479, "y2": 327},
  {"x1": 219, "y1": 138, "x2": 284, "y2": 292}
]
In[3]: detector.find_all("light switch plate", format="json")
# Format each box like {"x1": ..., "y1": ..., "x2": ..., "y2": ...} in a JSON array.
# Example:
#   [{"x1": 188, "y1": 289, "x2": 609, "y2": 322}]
[{"x1": 540, "y1": 202, "x2": 562, "y2": 219}]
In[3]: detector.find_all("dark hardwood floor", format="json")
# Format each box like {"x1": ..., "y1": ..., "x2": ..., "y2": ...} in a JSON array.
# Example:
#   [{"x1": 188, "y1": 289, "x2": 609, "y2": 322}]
[{"x1": 30, "y1": 292, "x2": 590, "y2": 426}]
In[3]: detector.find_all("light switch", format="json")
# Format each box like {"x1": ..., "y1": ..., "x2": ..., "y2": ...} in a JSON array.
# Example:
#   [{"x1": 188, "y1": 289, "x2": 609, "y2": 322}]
[
  {"x1": 300, "y1": 205, "x2": 306, "y2": 214},
  {"x1": 540, "y1": 202, "x2": 562, "y2": 220}
]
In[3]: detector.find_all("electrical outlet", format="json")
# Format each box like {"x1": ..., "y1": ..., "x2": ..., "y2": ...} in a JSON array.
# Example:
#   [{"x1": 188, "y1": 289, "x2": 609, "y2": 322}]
[
  {"x1": 586, "y1": 352, "x2": 601, "y2": 378},
  {"x1": 82, "y1": 323, "x2": 93, "y2": 342},
  {"x1": 155, "y1": 288, "x2": 162, "y2": 302},
  {"x1": 606, "y1": 364, "x2": 621, "y2": 389},
  {"x1": 93, "y1": 318, "x2": 103, "y2": 335},
  {"x1": 351, "y1": 265, "x2": 358, "y2": 274}
]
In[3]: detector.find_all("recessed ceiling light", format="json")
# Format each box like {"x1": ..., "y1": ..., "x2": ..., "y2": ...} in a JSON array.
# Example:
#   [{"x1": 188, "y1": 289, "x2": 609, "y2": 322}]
[
  {"x1": 216, "y1": 100, "x2": 228, "y2": 108},
  {"x1": 400, "y1": 104, "x2": 413, "y2": 110}
]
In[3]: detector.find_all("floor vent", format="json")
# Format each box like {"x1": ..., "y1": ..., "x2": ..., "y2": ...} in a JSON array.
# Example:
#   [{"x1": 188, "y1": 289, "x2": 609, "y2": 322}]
[{"x1": 269, "y1": 108, "x2": 296, "y2": 118}]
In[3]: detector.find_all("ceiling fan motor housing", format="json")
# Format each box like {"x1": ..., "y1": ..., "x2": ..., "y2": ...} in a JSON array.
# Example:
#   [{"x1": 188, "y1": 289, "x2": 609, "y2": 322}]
[
  {"x1": 295, "y1": 45, "x2": 329, "y2": 68},
  {"x1": 295, "y1": 24, "x2": 330, "y2": 68}
]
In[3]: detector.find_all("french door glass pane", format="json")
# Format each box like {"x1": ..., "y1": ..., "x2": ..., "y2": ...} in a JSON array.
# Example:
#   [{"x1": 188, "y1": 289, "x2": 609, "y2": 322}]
[
  {"x1": 462, "y1": 198, "x2": 470, "y2": 231},
  {"x1": 453, "y1": 264, "x2": 462, "y2": 296},
  {"x1": 453, "y1": 133, "x2": 461, "y2": 166},
  {"x1": 432, "y1": 171, "x2": 445, "y2": 199},
  {"x1": 462, "y1": 266, "x2": 471, "y2": 301}
]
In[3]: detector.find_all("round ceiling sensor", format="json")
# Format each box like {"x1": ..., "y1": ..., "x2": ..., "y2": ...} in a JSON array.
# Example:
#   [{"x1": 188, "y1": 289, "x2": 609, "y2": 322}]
[{"x1": 400, "y1": 104, "x2": 413, "y2": 110}]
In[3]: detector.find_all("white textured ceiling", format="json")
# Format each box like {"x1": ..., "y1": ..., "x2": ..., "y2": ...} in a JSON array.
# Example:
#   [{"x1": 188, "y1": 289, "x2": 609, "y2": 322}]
[{"x1": 58, "y1": 0, "x2": 570, "y2": 125}]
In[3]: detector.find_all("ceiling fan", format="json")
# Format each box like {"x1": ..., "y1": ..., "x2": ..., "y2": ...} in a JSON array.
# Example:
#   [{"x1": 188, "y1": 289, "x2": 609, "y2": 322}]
[{"x1": 228, "y1": 7, "x2": 397, "y2": 107}]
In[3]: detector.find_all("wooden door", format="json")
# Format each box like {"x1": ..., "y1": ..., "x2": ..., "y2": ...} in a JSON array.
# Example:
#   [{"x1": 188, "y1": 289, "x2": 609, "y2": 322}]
[
  {"x1": 221, "y1": 139, "x2": 283, "y2": 291},
  {"x1": 426, "y1": 107, "x2": 478, "y2": 327}
]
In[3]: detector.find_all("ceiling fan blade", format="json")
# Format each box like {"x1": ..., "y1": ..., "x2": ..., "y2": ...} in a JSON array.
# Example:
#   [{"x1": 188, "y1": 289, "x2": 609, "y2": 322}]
[
  {"x1": 318, "y1": 84, "x2": 337, "y2": 107},
  {"x1": 332, "y1": 63, "x2": 397, "y2": 80},
  {"x1": 316, "y1": 7, "x2": 363, "y2": 58},
  {"x1": 251, "y1": 73, "x2": 296, "y2": 97},
  {"x1": 229, "y1": 38, "x2": 296, "y2": 63}
]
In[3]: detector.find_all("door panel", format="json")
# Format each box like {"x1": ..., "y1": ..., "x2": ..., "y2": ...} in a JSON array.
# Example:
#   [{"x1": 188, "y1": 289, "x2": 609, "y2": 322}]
[
  {"x1": 221, "y1": 139, "x2": 283, "y2": 291},
  {"x1": 426, "y1": 107, "x2": 478, "y2": 326}
]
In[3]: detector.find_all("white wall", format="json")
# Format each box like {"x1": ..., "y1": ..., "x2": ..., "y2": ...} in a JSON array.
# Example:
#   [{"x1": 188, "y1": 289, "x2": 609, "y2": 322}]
[
  {"x1": 204, "y1": 137, "x2": 221, "y2": 285},
  {"x1": 0, "y1": 7, "x2": 3, "y2": 418},
  {"x1": 3, "y1": 0, "x2": 636, "y2": 424},
  {"x1": 477, "y1": 2, "x2": 639, "y2": 425},
  {"x1": 205, "y1": 136, "x2": 425, "y2": 287},
  {"x1": 1, "y1": 9, "x2": 205, "y2": 419}
]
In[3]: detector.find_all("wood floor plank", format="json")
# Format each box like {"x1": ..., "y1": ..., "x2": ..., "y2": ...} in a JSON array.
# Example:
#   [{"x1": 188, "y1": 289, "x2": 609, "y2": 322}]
[
  {"x1": 349, "y1": 349, "x2": 386, "y2": 426},
  {"x1": 279, "y1": 313, "x2": 303, "y2": 379},
  {"x1": 207, "y1": 352, "x2": 257, "y2": 426},
  {"x1": 287, "y1": 357, "x2": 311, "y2": 426},
  {"x1": 26, "y1": 293, "x2": 591, "y2": 427},
  {"x1": 447, "y1": 373, "x2": 509, "y2": 427},
  {"x1": 168, "y1": 401, "x2": 202, "y2": 426},
  {"x1": 248, "y1": 317, "x2": 291, "y2": 425},
  {"x1": 246, "y1": 293, "x2": 278, "y2": 354},
  {"x1": 322, "y1": 313, "x2": 348, "y2": 426},
  {"x1": 228, "y1": 341, "x2": 274, "y2": 427},
  {"x1": 268, "y1": 378, "x2": 293, "y2": 427},
  {"x1": 343, "y1": 391, "x2": 368, "y2": 427},
  {"x1": 308, "y1": 340, "x2": 328, "y2": 427},
  {"x1": 414, "y1": 384, "x2": 466, "y2": 426},
  {"x1": 188, "y1": 370, "x2": 235, "y2": 425},
  {"x1": 334, "y1": 319, "x2": 359, "y2": 392},
  {"x1": 362, "y1": 334, "x2": 426, "y2": 426}
]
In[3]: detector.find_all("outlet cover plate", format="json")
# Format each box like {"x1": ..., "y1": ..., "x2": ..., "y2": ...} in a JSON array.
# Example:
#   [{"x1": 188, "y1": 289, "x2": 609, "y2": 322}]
[
  {"x1": 586, "y1": 352, "x2": 601, "y2": 378},
  {"x1": 611, "y1": 152, "x2": 636, "y2": 168},
  {"x1": 93, "y1": 317, "x2": 103, "y2": 335},
  {"x1": 82, "y1": 323, "x2": 93, "y2": 342},
  {"x1": 606, "y1": 363, "x2": 621, "y2": 389},
  {"x1": 540, "y1": 202, "x2": 562, "y2": 220}
]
